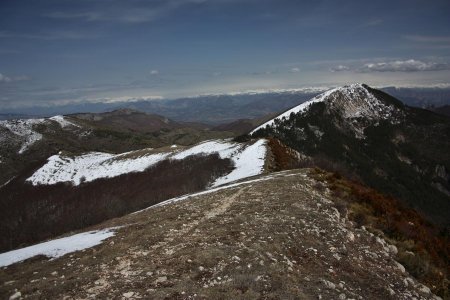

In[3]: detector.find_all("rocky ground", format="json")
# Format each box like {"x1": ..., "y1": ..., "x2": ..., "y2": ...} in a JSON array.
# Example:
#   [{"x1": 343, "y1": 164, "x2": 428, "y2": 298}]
[{"x1": 0, "y1": 169, "x2": 441, "y2": 299}]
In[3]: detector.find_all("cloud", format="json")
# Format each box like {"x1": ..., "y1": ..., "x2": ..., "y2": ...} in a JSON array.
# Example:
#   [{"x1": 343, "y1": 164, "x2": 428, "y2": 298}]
[
  {"x1": 0, "y1": 73, "x2": 12, "y2": 83},
  {"x1": 359, "y1": 59, "x2": 450, "y2": 73},
  {"x1": 329, "y1": 65, "x2": 349, "y2": 72},
  {"x1": 43, "y1": 0, "x2": 214, "y2": 24},
  {"x1": 403, "y1": 35, "x2": 450, "y2": 43},
  {"x1": 290, "y1": 67, "x2": 300, "y2": 73},
  {"x1": 0, "y1": 73, "x2": 29, "y2": 83},
  {"x1": 0, "y1": 30, "x2": 101, "y2": 40},
  {"x1": 45, "y1": 9, "x2": 162, "y2": 24},
  {"x1": 150, "y1": 70, "x2": 159, "y2": 75},
  {"x1": 44, "y1": 11, "x2": 103, "y2": 22},
  {"x1": 250, "y1": 70, "x2": 273, "y2": 76}
]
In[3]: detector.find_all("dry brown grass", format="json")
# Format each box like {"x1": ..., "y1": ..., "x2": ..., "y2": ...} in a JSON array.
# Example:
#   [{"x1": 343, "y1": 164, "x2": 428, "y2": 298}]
[{"x1": 310, "y1": 168, "x2": 450, "y2": 298}]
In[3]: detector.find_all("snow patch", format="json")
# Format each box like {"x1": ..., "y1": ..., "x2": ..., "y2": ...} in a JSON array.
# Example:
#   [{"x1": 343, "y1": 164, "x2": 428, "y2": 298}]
[
  {"x1": 0, "y1": 118, "x2": 46, "y2": 154},
  {"x1": 172, "y1": 140, "x2": 240, "y2": 160},
  {"x1": 0, "y1": 228, "x2": 117, "y2": 267},
  {"x1": 26, "y1": 139, "x2": 268, "y2": 187},
  {"x1": 49, "y1": 115, "x2": 80, "y2": 128},
  {"x1": 27, "y1": 151, "x2": 170, "y2": 186},
  {"x1": 212, "y1": 139, "x2": 267, "y2": 187}
]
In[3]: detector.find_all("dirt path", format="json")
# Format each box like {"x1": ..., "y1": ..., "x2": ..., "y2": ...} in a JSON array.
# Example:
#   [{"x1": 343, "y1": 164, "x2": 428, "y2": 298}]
[{"x1": 204, "y1": 187, "x2": 246, "y2": 220}]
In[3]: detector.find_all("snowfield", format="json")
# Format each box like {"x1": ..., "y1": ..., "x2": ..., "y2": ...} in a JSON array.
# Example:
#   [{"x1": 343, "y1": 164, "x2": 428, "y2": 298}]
[
  {"x1": 0, "y1": 228, "x2": 117, "y2": 267},
  {"x1": 26, "y1": 139, "x2": 268, "y2": 187}
]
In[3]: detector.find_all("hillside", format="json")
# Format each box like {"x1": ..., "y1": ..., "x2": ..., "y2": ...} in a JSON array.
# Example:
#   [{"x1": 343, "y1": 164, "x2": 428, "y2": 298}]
[
  {"x1": 69, "y1": 109, "x2": 207, "y2": 133},
  {"x1": 430, "y1": 105, "x2": 450, "y2": 118},
  {"x1": 0, "y1": 169, "x2": 444, "y2": 299},
  {"x1": 251, "y1": 84, "x2": 450, "y2": 227},
  {"x1": 0, "y1": 139, "x2": 268, "y2": 252},
  {"x1": 0, "y1": 111, "x2": 235, "y2": 187}
]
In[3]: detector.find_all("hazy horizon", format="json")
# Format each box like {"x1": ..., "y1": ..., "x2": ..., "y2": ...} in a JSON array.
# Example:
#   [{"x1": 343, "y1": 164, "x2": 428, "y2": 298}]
[{"x1": 1, "y1": 0, "x2": 450, "y2": 110}]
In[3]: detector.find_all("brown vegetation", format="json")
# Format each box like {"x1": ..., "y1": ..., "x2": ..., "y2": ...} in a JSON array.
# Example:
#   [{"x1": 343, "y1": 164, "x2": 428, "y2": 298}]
[
  {"x1": 266, "y1": 137, "x2": 303, "y2": 171},
  {"x1": 310, "y1": 168, "x2": 450, "y2": 298}
]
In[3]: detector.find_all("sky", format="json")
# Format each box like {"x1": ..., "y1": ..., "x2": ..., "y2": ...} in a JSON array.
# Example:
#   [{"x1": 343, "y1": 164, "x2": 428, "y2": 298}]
[{"x1": 1, "y1": 0, "x2": 450, "y2": 109}]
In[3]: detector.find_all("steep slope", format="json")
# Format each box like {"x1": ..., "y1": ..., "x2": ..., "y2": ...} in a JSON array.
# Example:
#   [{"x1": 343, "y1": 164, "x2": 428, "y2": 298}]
[
  {"x1": 251, "y1": 84, "x2": 450, "y2": 227},
  {"x1": 0, "y1": 170, "x2": 442, "y2": 299}
]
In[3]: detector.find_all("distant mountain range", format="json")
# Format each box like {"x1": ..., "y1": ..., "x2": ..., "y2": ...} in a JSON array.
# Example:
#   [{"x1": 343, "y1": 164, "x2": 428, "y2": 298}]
[{"x1": 2, "y1": 86, "x2": 450, "y2": 124}]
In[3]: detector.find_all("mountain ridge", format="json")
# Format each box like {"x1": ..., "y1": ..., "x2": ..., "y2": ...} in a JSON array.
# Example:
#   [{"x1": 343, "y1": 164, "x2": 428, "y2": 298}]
[
  {"x1": 251, "y1": 84, "x2": 450, "y2": 227},
  {"x1": 0, "y1": 169, "x2": 443, "y2": 299}
]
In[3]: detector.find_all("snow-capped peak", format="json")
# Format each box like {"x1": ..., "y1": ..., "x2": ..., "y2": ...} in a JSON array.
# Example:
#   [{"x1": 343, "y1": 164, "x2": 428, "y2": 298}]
[{"x1": 251, "y1": 83, "x2": 401, "y2": 136}]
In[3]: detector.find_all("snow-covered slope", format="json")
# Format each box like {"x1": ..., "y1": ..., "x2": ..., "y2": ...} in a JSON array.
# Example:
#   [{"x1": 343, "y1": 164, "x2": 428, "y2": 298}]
[
  {"x1": 211, "y1": 139, "x2": 266, "y2": 187},
  {"x1": 251, "y1": 83, "x2": 402, "y2": 137},
  {"x1": 26, "y1": 139, "x2": 267, "y2": 187},
  {"x1": 250, "y1": 88, "x2": 336, "y2": 133},
  {"x1": 0, "y1": 115, "x2": 80, "y2": 154},
  {"x1": 0, "y1": 228, "x2": 118, "y2": 267},
  {"x1": 0, "y1": 118, "x2": 45, "y2": 154},
  {"x1": 27, "y1": 151, "x2": 171, "y2": 186},
  {"x1": 49, "y1": 115, "x2": 80, "y2": 128}
]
